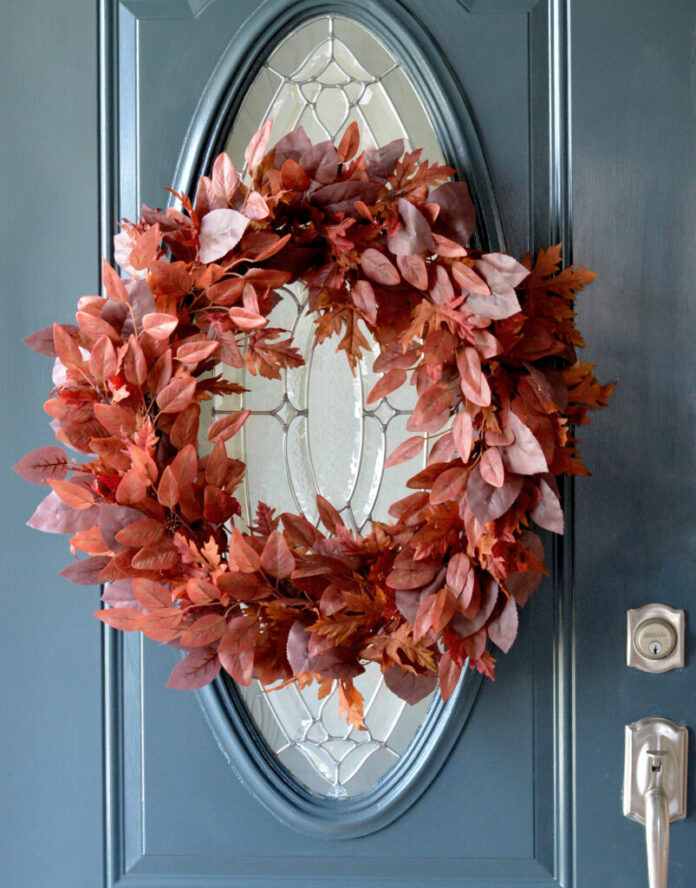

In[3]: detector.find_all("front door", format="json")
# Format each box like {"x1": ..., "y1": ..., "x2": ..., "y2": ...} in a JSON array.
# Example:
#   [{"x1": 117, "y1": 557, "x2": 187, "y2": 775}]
[{"x1": 5, "y1": 1, "x2": 696, "y2": 886}]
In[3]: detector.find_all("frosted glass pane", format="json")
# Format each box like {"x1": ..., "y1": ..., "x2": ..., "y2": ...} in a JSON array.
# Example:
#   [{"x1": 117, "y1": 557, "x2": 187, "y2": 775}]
[{"x1": 218, "y1": 15, "x2": 451, "y2": 799}]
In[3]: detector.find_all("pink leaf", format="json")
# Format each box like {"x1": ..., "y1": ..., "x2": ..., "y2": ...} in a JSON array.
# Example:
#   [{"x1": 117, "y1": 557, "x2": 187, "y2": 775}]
[
  {"x1": 530, "y1": 475, "x2": 564, "y2": 533},
  {"x1": 396, "y1": 254, "x2": 428, "y2": 290},
  {"x1": 387, "y1": 198, "x2": 435, "y2": 255},
  {"x1": 501, "y1": 411, "x2": 548, "y2": 475},
  {"x1": 207, "y1": 410, "x2": 250, "y2": 442},
  {"x1": 351, "y1": 279, "x2": 377, "y2": 324},
  {"x1": 361, "y1": 248, "x2": 401, "y2": 286},
  {"x1": 14, "y1": 446, "x2": 68, "y2": 484},
  {"x1": 245, "y1": 120, "x2": 273, "y2": 170},
  {"x1": 456, "y1": 347, "x2": 491, "y2": 407},
  {"x1": 211, "y1": 152, "x2": 239, "y2": 203},
  {"x1": 27, "y1": 491, "x2": 99, "y2": 534},
  {"x1": 452, "y1": 411, "x2": 474, "y2": 461},
  {"x1": 286, "y1": 621, "x2": 312, "y2": 674},
  {"x1": 244, "y1": 191, "x2": 270, "y2": 220},
  {"x1": 156, "y1": 377, "x2": 196, "y2": 414},
  {"x1": 167, "y1": 646, "x2": 221, "y2": 690},
  {"x1": 142, "y1": 312, "x2": 178, "y2": 340},
  {"x1": 480, "y1": 447, "x2": 505, "y2": 487},
  {"x1": 385, "y1": 435, "x2": 425, "y2": 468},
  {"x1": 228, "y1": 307, "x2": 268, "y2": 331},
  {"x1": 198, "y1": 209, "x2": 249, "y2": 264},
  {"x1": 101, "y1": 579, "x2": 143, "y2": 611}
]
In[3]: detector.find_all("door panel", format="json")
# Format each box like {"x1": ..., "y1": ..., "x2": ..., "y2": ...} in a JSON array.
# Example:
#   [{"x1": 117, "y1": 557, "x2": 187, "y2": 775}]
[{"x1": 106, "y1": 1, "x2": 563, "y2": 885}]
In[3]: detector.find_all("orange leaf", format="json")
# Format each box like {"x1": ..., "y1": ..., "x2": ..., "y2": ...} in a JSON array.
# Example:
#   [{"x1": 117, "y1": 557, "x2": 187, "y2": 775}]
[
  {"x1": 156, "y1": 377, "x2": 196, "y2": 413},
  {"x1": 228, "y1": 307, "x2": 268, "y2": 331},
  {"x1": 129, "y1": 224, "x2": 160, "y2": 270},
  {"x1": 93, "y1": 402, "x2": 137, "y2": 436},
  {"x1": 180, "y1": 613, "x2": 227, "y2": 647},
  {"x1": 101, "y1": 258, "x2": 129, "y2": 303},
  {"x1": 176, "y1": 340, "x2": 219, "y2": 366},
  {"x1": 48, "y1": 479, "x2": 95, "y2": 510},
  {"x1": 384, "y1": 435, "x2": 425, "y2": 468},
  {"x1": 207, "y1": 410, "x2": 250, "y2": 442},
  {"x1": 95, "y1": 607, "x2": 143, "y2": 631},
  {"x1": 157, "y1": 465, "x2": 179, "y2": 509},
  {"x1": 139, "y1": 607, "x2": 183, "y2": 642},
  {"x1": 337, "y1": 121, "x2": 360, "y2": 163},
  {"x1": 115, "y1": 517, "x2": 165, "y2": 547},
  {"x1": 260, "y1": 530, "x2": 295, "y2": 579},
  {"x1": 366, "y1": 369, "x2": 406, "y2": 404},
  {"x1": 131, "y1": 543, "x2": 178, "y2": 571},
  {"x1": 132, "y1": 577, "x2": 172, "y2": 611},
  {"x1": 53, "y1": 323, "x2": 84, "y2": 370},
  {"x1": 142, "y1": 312, "x2": 178, "y2": 340}
]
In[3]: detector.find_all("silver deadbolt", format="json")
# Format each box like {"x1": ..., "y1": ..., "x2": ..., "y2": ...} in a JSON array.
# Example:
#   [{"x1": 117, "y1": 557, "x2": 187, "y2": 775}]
[
  {"x1": 635, "y1": 619, "x2": 677, "y2": 660},
  {"x1": 627, "y1": 604, "x2": 685, "y2": 673}
]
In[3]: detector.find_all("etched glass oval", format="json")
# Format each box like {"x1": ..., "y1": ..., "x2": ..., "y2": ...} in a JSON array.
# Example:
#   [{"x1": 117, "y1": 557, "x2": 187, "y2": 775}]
[{"x1": 210, "y1": 14, "x2": 458, "y2": 801}]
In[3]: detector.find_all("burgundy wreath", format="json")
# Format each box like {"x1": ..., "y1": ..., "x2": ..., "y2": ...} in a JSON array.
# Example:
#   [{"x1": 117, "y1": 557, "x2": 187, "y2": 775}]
[{"x1": 15, "y1": 122, "x2": 612, "y2": 727}]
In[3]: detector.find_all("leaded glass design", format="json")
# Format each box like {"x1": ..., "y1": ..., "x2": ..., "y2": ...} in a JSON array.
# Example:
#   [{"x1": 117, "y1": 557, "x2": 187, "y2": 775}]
[{"x1": 215, "y1": 15, "x2": 453, "y2": 799}]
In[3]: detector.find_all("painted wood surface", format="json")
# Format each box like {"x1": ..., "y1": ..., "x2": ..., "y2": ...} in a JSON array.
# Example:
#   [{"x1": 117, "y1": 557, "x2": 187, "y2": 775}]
[{"x1": 2, "y1": 1, "x2": 696, "y2": 886}]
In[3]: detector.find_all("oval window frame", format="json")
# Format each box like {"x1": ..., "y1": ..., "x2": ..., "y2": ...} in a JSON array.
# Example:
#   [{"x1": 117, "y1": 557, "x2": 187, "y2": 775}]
[{"x1": 172, "y1": 0, "x2": 504, "y2": 839}]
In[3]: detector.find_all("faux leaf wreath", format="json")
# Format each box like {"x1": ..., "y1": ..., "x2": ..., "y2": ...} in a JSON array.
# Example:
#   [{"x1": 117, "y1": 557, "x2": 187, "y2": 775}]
[{"x1": 16, "y1": 122, "x2": 613, "y2": 728}]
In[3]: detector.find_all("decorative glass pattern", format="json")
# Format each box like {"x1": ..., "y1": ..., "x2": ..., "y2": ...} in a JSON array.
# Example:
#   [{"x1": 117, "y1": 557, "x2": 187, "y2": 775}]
[{"x1": 216, "y1": 15, "x2": 451, "y2": 799}]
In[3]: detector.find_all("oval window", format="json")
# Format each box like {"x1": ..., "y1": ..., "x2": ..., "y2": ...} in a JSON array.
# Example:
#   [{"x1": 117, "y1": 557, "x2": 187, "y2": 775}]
[{"x1": 185, "y1": 8, "x2": 500, "y2": 834}]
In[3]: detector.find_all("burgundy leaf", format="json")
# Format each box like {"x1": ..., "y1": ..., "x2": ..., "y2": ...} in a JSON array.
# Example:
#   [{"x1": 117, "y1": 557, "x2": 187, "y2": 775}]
[
  {"x1": 488, "y1": 595, "x2": 519, "y2": 653},
  {"x1": 383, "y1": 666, "x2": 437, "y2": 704},
  {"x1": 466, "y1": 465, "x2": 522, "y2": 525},
  {"x1": 450, "y1": 576, "x2": 499, "y2": 638},
  {"x1": 365, "y1": 139, "x2": 403, "y2": 180},
  {"x1": 273, "y1": 126, "x2": 312, "y2": 166},
  {"x1": 60, "y1": 555, "x2": 111, "y2": 586},
  {"x1": 23, "y1": 324, "x2": 79, "y2": 357},
  {"x1": 167, "y1": 646, "x2": 221, "y2": 690},
  {"x1": 429, "y1": 181, "x2": 476, "y2": 246},
  {"x1": 14, "y1": 446, "x2": 68, "y2": 484}
]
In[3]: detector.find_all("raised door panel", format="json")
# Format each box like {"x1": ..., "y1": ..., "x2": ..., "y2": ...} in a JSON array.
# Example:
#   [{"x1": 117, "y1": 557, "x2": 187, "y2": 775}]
[{"x1": 106, "y1": 1, "x2": 567, "y2": 885}]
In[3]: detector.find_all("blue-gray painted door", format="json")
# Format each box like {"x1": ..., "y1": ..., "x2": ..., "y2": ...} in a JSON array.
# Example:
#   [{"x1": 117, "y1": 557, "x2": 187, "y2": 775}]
[{"x1": 3, "y1": 1, "x2": 696, "y2": 886}]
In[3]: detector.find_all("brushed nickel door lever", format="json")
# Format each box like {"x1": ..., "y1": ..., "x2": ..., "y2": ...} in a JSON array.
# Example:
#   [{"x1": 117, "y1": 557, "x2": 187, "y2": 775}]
[{"x1": 624, "y1": 717, "x2": 688, "y2": 888}]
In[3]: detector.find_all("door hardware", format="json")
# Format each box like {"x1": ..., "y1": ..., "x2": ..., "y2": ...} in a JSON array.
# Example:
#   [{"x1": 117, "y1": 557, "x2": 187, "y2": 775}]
[
  {"x1": 627, "y1": 605, "x2": 685, "y2": 673},
  {"x1": 624, "y1": 717, "x2": 688, "y2": 888}
]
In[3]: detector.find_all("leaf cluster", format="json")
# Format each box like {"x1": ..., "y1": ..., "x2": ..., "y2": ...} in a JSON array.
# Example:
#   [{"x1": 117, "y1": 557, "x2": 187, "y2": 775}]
[{"x1": 16, "y1": 122, "x2": 613, "y2": 726}]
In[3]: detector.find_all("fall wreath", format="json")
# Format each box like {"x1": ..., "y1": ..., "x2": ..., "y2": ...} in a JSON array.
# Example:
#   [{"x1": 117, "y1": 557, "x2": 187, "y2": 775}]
[{"x1": 16, "y1": 122, "x2": 612, "y2": 727}]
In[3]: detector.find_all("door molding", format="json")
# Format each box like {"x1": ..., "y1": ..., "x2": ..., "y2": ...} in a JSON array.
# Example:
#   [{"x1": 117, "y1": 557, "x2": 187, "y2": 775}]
[{"x1": 100, "y1": 0, "x2": 575, "y2": 883}]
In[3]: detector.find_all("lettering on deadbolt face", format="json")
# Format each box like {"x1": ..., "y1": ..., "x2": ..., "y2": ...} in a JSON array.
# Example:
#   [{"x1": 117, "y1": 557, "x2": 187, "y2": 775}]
[
  {"x1": 627, "y1": 604, "x2": 685, "y2": 673},
  {"x1": 634, "y1": 619, "x2": 676, "y2": 659}
]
